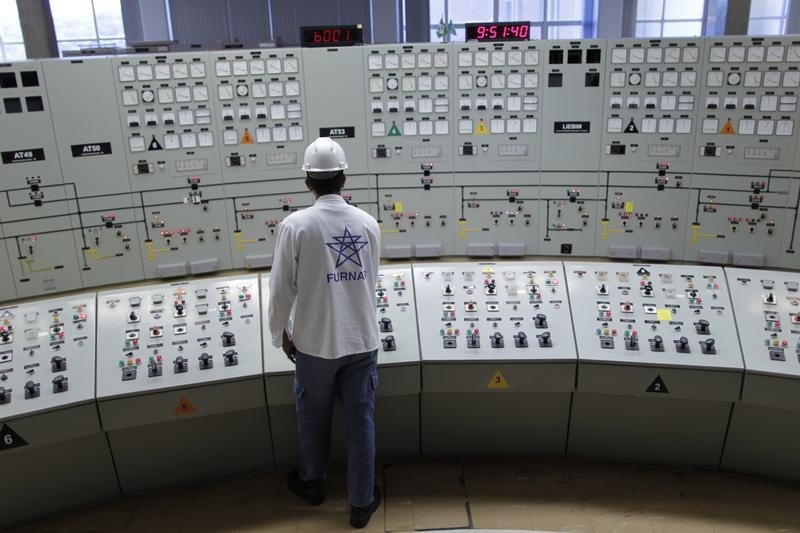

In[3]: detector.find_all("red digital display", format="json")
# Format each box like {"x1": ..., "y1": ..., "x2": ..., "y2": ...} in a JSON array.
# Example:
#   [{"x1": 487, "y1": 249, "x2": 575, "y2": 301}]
[
  {"x1": 300, "y1": 25, "x2": 363, "y2": 47},
  {"x1": 465, "y1": 21, "x2": 531, "y2": 42}
]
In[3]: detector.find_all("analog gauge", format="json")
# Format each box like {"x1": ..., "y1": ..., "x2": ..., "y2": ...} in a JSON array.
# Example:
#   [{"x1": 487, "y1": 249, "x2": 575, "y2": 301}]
[
  {"x1": 136, "y1": 64, "x2": 153, "y2": 80},
  {"x1": 249, "y1": 59, "x2": 265, "y2": 75},
  {"x1": 682, "y1": 47, "x2": 699, "y2": 63},
  {"x1": 523, "y1": 73, "x2": 538, "y2": 88},
  {"x1": 163, "y1": 133, "x2": 180, "y2": 150},
  {"x1": 727, "y1": 72, "x2": 741, "y2": 85},
  {"x1": 386, "y1": 77, "x2": 399, "y2": 90},
  {"x1": 236, "y1": 83, "x2": 249, "y2": 97},
  {"x1": 763, "y1": 71, "x2": 781, "y2": 87},
  {"x1": 680, "y1": 71, "x2": 696, "y2": 86},
  {"x1": 434, "y1": 75, "x2": 448, "y2": 90},
  {"x1": 491, "y1": 51, "x2": 505, "y2": 66},
  {"x1": 491, "y1": 74, "x2": 505, "y2": 89},
  {"x1": 776, "y1": 120, "x2": 793, "y2": 136},
  {"x1": 457, "y1": 52, "x2": 472, "y2": 67},
  {"x1": 747, "y1": 46, "x2": 765, "y2": 62},
  {"x1": 628, "y1": 72, "x2": 641, "y2": 85},
  {"x1": 609, "y1": 71, "x2": 625, "y2": 87},
  {"x1": 172, "y1": 63, "x2": 188, "y2": 79},
  {"x1": 368, "y1": 54, "x2": 383, "y2": 70},
  {"x1": 251, "y1": 82, "x2": 267, "y2": 98},
  {"x1": 784, "y1": 71, "x2": 800, "y2": 87},
  {"x1": 215, "y1": 60, "x2": 231, "y2": 77},
  {"x1": 610, "y1": 48, "x2": 627, "y2": 64},
  {"x1": 507, "y1": 51, "x2": 522, "y2": 66},
  {"x1": 175, "y1": 86, "x2": 191, "y2": 102},
  {"x1": 767, "y1": 45, "x2": 785, "y2": 62},
  {"x1": 646, "y1": 47, "x2": 662, "y2": 63},
  {"x1": 121, "y1": 89, "x2": 138, "y2": 106},
  {"x1": 129, "y1": 136, "x2": 145, "y2": 152},
  {"x1": 523, "y1": 49, "x2": 538, "y2": 65},
  {"x1": 788, "y1": 45, "x2": 800, "y2": 62},
  {"x1": 117, "y1": 65, "x2": 135, "y2": 82},
  {"x1": 434, "y1": 52, "x2": 448, "y2": 67},
  {"x1": 283, "y1": 58, "x2": 299, "y2": 73},
  {"x1": 706, "y1": 71, "x2": 724, "y2": 87},
  {"x1": 401, "y1": 76, "x2": 416, "y2": 91},
  {"x1": 458, "y1": 74, "x2": 472, "y2": 90},
  {"x1": 189, "y1": 62, "x2": 206, "y2": 78},
  {"x1": 418, "y1": 53, "x2": 433, "y2": 68},
  {"x1": 232, "y1": 60, "x2": 248, "y2": 76},
  {"x1": 709, "y1": 46, "x2": 726, "y2": 63},
  {"x1": 644, "y1": 71, "x2": 660, "y2": 87},
  {"x1": 401, "y1": 53, "x2": 415, "y2": 69},
  {"x1": 267, "y1": 58, "x2": 282, "y2": 74},
  {"x1": 664, "y1": 47, "x2": 680, "y2": 63},
  {"x1": 192, "y1": 85, "x2": 208, "y2": 101},
  {"x1": 476, "y1": 75, "x2": 488, "y2": 88},
  {"x1": 155, "y1": 63, "x2": 171, "y2": 80},
  {"x1": 744, "y1": 71, "x2": 762, "y2": 87},
  {"x1": 628, "y1": 48, "x2": 645, "y2": 63},
  {"x1": 738, "y1": 119, "x2": 755, "y2": 135},
  {"x1": 218, "y1": 84, "x2": 234, "y2": 100},
  {"x1": 662, "y1": 71, "x2": 678, "y2": 87},
  {"x1": 757, "y1": 120, "x2": 774, "y2": 135},
  {"x1": 141, "y1": 89, "x2": 155, "y2": 103},
  {"x1": 178, "y1": 109, "x2": 193, "y2": 125},
  {"x1": 157, "y1": 87, "x2": 174, "y2": 103},
  {"x1": 675, "y1": 118, "x2": 691, "y2": 133},
  {"x1": 384, "y1": 54, "x2": 399, "y2": 69},
  {"x1": 507, "y1": 73, "x2": 522, "y2": 89},
  {"x1": 474, "y1": 51, "x2": 489, "y2": 66},
  {"x1": 198, "y1": 131, "x2": 214, "y2": 147},
  {"x1": 285, "y1": 80, "x2": 300, "y2": 96},
  {"x1": 368, "y1": 77, "x2": 384, "y2": 92},
  {"x1": 728, "y1": 46, "x2": 745, "y2": 63},
  {"x1": 268, "y1": 81, "x2": 284, "y2": 97},
  {"x1": 761, "y1": 95, "x2": 779, "y2": 111},
  {"x1": 660, "y1": 94, "x2": 677, "y2": 110}
]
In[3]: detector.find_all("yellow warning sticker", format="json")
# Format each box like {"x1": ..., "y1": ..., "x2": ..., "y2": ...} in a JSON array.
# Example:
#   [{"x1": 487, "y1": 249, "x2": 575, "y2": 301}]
[
  {"x1": 174, "y1": 396, "x2": 197, "y2": 415},
  {"x1": 486, "y1": 370, "x2": 510, "y2": 389},
  {"x1": 394, "y1": 202, "x2": 404, "y2": 213},
  {"x1": 475, "y1": 119, "x2": 489, "y2": 135},
  {"x1": 624, "y1": 201, "x2": 634, "y2": 214},
  {"x1": 656, "y1": 309, "x2": 672, "y2": 321},
  {"x1": 720, "y1": 120, "x2": 736, "y2": 135},
  {"x1": 241, "y1": 128, "x2": 255, "y2": 144}
]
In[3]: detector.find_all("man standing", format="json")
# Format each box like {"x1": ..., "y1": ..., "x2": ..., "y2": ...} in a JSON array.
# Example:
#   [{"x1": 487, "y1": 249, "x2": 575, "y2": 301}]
[{"x1": 268, "y1": 137, "x2": 382, "y2": 528}]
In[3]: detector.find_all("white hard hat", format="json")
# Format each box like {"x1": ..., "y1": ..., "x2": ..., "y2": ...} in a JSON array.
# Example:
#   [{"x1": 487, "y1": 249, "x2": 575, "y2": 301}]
[{"x1": 302, "y1": 137, "x2": 349, "y2": 177}]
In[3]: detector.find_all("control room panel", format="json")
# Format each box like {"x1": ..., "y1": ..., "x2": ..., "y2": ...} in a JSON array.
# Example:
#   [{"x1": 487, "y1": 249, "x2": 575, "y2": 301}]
[
  {"x1": 0, "y1": 293, "x2": 97, "y2": 420},
  {"x1": 95, "y1": 274, "x2": 263, "y2": 399},
  {"x1": 3, "y1": 35, "x2": 800, "y2": 302},
  {"x1": 412, "y1": 262, "x2": 576, "y2": 361}
]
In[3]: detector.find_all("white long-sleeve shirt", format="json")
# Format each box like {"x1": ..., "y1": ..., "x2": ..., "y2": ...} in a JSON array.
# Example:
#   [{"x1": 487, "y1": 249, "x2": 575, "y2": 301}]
[{"x1": 268, "y1": 194, "x2": 381, "y2": 359}]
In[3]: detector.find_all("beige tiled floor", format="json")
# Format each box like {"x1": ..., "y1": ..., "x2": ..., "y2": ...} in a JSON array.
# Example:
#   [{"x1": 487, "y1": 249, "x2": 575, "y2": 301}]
[{"x1": 11, "y1": 459, "x2": 800, "y2": 532}]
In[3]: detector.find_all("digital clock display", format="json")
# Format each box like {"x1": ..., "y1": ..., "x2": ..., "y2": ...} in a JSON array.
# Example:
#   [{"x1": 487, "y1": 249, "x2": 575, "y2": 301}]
[
  {"x1": 300, "y1": 25, "x2": 363, "y2": 47},
  {"x1": 465, "y1": 21, "x2": 531, "y2": 42}
]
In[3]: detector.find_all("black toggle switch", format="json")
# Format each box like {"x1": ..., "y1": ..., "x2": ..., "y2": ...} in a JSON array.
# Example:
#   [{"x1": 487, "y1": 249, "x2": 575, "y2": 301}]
[
  {"x1": 538, "y1": 331, "x2": 552, "y2": 347},
  {"x1": 491, "y1": 332, "x2": 504, "y2": 348},
  {"x1": 129, "y1": 311, "x2": 138, "y2": 322},
  {"x1": 199, "y1": 352, "x2": 213, "y2": 369},
  {"x1": 651, "y1": 335, "x2": 664, "y2": 351},
  {"x1": 221, "y1": 331, "x2": 236, "y2": 347},
  {"x1": 514, "y1": 331, "x2": 528, "y2": 348},
  {"x1": 675, "y1": 336, "x2": 690, "y2": 353},
  {"x1": 766, "y1": 293, "x2": 775, "y2": 303},
  {"x1": 444, "y1": 284, "x2": 453, "y2": 295},
  {"x1": 380, "y1": 317, "x2": 393, "y2": 333},
  {"x1": 223, "y1": 349, "x2": 238, "y2": 366},
  {"x1": 0, "y1": 386, "x2": 8, "y2": 404},
  {"x1": 702, "y1": 338, "x2": 716, "y2": 354},
  {"x1": 382, "y1": 335, "x2": 396, "y2": 351},
  {"x1": 51, "y1": 355, "x2": 66, "y2": 372},
  {"x1": 174, "y1": 356, "x2": 187, "y2": 373},
  {"x1": 467, "y1": 334, "x2": 480, "y2": 348},
  {"x1": 599, "y1": 284, "x2": 607, "y2": 294},
  {"x1": 24, "y1": 380, "x2": 40, "y2": 399},
  {"x1": 696, "y1": 319, "x2": 710, "y2": 334},
  {"x1": 535, "y1": 313, "x2": 547, "y2": 328},
  {"x1": 626, "y1": 335, "x2": 639, "y2": 350},
  {"x1": 52, "y1": 375, "x2": 68, "y2": 393}
]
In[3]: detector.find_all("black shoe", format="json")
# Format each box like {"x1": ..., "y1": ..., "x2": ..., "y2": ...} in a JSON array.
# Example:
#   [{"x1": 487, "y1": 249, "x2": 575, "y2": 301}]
[
  {"x1": 349, "y1": 486, "x2": 381, "y2": 529},
  {"x1": 287, "y1": 469, "x2": 324, "y2": 506}
]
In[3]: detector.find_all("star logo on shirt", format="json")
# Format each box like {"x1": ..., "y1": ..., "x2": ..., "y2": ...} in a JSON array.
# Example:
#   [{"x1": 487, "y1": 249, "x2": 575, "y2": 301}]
[{"x1": 325, "y1": 227, "x2": 368, "y2": 268}]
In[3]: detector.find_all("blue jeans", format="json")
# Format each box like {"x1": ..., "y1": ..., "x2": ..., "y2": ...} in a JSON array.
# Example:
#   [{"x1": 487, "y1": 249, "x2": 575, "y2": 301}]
[{"x1": 293, "y1": 349, "x2": 378, "y2": 507}]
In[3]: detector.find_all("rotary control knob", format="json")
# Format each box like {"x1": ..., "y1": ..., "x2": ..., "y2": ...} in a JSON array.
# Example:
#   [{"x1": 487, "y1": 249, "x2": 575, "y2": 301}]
[
  {"x1": 703, "y1": 338, "x2": 716, "y2": 354},
  {"x1": 535, "y1": 314, "x2": 547, "y2": 328},
  {"x1": 221, "y1": 331, "x2": 236, "y2": 347},
  {"x1": 223, "y1": 349, "x2": 238, "y2": 366},
  {"x1": 25, "y1": 380, "x2": 39, "y2": 399},
  {"x1": 382, "y1": 335, "x2": 396, "y2": 351},
  {"x1": 653, "y1": 335, "x2": 663, "y2": 349},
  {"x1": 0, "y1": 386, "x2": 7, "y2": 403},
  {"x1": 51, "y1": 355, "x2": 66, "y2": 372},
  {"x1": 539, "y1": 331, "x2": 552, "y2": 347},
  {"x1": 380, "y1": 317, "x2": 393, "y2": 332},
  {"x1": 0, "y1": 331, "x2": 8, "y2": 342},
  {"x1": 129, "y1": 311, "x2": 138, "y2": 322},
  {"x1": 515, "y1": 331, "x2": 528, "y2": 348},
  {"x1": 491, "y1": 332, "x2": 504, "y2": 348},
  {"x1": 598, "y1": 284, "x2": 607, "y2": 294},
  {"x1": 199, "y1": 352, "x2": 212, "y2": 369},
  {"x1": 174, "y1": 356, "x2": 186, "y2": 372},
  {"x1": 696, "y1": 319, "x2": 710, "y2": 334},
  {"x1": 766, "y1": 293, "x2": 775, "y2": 303},
  {"x1": 52, "y1": 375, "x2": 67, "y2": 392}
]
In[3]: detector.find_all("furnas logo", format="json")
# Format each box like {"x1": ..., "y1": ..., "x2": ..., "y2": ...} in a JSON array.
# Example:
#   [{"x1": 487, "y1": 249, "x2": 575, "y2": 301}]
[
  {"x1": 1, "y1": 148, "x2": 45, "y2": 164},
  {"x1": 553, "y1": 121, "x2": 591, "y2": 133},
  {"x1": 71, "y1": 142, "x2": 112, "y2": 157}
]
